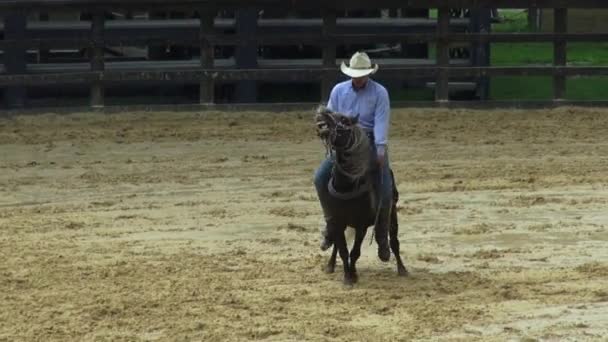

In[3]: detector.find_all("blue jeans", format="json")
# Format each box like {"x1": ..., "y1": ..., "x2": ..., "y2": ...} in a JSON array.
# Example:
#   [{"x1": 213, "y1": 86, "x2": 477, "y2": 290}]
[{"x1": 314, "y1": 145, "x2": 393, "y2": 209}]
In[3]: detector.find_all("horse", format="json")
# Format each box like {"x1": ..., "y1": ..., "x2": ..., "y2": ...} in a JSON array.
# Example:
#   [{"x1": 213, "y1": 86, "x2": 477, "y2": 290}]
[{"x1": 315, "y1": 106, "x2": 408, "y2": 285}]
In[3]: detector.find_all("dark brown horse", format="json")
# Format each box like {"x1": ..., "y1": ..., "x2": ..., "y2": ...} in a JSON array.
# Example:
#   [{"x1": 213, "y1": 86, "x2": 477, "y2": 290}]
[{"x1": 315, "y1": 106, "x2": 408, "y2": 285}]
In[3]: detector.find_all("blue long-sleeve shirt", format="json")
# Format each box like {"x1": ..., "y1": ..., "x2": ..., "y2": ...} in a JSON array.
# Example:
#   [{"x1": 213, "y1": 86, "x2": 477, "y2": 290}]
[{"x1": 326, "y1": 79, "x2": 390, "y2": 156}]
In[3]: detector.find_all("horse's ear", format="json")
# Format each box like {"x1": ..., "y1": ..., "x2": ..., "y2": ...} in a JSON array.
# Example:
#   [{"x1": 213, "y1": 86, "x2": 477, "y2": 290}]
[{"x1": 316, "y1": 104, "x2": 333, "y2": 115}]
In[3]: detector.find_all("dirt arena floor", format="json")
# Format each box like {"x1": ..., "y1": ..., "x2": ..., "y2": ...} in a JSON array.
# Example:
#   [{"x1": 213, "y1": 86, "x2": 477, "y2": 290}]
[{"x1": 1, "y1": 107, "x2": 608, "y2": 341}]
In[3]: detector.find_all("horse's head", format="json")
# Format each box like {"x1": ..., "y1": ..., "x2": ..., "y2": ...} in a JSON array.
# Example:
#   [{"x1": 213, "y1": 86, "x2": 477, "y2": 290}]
[{"x1": 315, "y1": 105, "x2": 359, "y2": 150}]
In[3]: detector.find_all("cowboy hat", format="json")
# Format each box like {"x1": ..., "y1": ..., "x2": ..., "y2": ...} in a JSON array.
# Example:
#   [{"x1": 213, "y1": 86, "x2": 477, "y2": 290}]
[{"x1": 340, "y1": 51, "x2": 379, "y2": 78}]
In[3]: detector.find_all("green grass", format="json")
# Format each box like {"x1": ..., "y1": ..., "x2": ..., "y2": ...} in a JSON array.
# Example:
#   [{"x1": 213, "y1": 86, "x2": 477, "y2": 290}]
[
  {"x1": 490, "y1": 10, "x2": 608, "y2": 100},
  {"x1": 491, "y1": 43, "x2": 553, "y2": 66},
  {"x1": 492, "y1": 9, "x2": 530, "y2": 33},
  {"x1": 566, "y1": 43, "x2": 608, "y2": 65},
  {"x1": 419, "y1": 9, "x2": 608, "y2": 100},
  {"x1": 490, "y1": 77, "x2": 553, "y2": 100},
  {"x1": 567, "y1": 77, "x2": 608, "y2": 100}
]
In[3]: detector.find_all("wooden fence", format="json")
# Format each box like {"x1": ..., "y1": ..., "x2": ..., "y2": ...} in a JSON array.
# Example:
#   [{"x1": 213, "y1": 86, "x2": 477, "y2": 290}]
[{"x1": 2, "y1": 0, "x2": 608, "y2": 110}]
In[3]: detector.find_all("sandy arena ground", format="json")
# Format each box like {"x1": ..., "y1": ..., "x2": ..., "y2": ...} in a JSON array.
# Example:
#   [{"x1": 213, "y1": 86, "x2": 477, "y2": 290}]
[{"x1": 1, "y1": 107, "x2": 608, "y2": 341}]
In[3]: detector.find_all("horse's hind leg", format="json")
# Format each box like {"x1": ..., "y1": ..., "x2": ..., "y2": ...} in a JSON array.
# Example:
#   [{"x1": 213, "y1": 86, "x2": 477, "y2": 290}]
[
  {"x1": 390, "y1": 202, "x2": 409, "y2": 277},
  {"x1": 325, "y1": 245, "x2": 338, "y2": 274},
  {"x1": 348, "y1": 227, "x2": 368, "y2": 283}
]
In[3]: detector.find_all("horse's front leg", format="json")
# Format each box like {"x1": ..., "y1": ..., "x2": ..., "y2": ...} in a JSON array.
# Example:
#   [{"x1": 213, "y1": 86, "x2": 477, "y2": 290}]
[
  {"x1": 325, "y1": 245, "x2": 338, "y2": 274},
  {"x1": 348, "y1": 227, "x2": 368, "y2": 284},
  {"x1": 332, "y1": 227, "x2": 353, "y2": 286}
]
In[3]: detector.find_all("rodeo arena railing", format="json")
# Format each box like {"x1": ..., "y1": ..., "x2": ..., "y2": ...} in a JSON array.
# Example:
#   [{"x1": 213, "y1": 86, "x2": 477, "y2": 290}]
[{"x1": 1, "y1": 0, "x2": 608, "y2": 111}]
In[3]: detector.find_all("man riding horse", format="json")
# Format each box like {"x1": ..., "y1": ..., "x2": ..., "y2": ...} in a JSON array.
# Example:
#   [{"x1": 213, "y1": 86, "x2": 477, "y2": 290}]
[{"x1": 314, "y1": 51, "x2": 394, "y2": 262}]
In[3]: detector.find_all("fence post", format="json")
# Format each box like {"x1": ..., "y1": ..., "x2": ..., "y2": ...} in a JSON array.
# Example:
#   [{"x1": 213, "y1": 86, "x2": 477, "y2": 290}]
[
  {"x1": 435, "y1": 7, "x2": 450, "y2": 103},
  {"x1": 402, "y1": 9, "x2": 429, "y2": 58},
  {"x1": 148, "y1": 11, "x2": 167, "y2": 60},
  {"x1": 90, "y1": 10, "x2": 105, "y2": 108},
  {"x1": 38, "y1": 12, "x2": 50, "y2": 63},
  {"x1": 321, "y1": 8, "x2": 337, "y2": 103},
  {"x1": 528, "y1": 7, "x2": 540, "y2": 31},
  {"x1": 235, "y1": 8, "x2": 258, "y2": 103},
  {"x1": 553, "y1": 8, "x2": 567, "y2": 101},
  {"x1": 200, "y1": 9, "x2": 215, "y2": 104},
  {"x1": 3, "y1": 11, "x2": 27, "y2": 109},
  {"x1": 470, "y1": 8, "x2": 492, "y2": 100}
]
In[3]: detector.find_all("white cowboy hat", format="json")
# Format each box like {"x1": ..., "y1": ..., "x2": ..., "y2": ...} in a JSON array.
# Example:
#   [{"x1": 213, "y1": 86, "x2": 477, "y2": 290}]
[{"x1": 340, "y1": 51, "x2": 379, "y2": 78}]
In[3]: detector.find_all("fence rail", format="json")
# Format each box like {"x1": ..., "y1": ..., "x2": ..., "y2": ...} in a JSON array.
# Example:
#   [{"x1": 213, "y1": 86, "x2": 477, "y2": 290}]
[
  {"x1": 1, "y1": 0, "x2": 607, "y2": 109},
  {"x1": 2, "y1": 0, "x2": 608, "y2": 9}
]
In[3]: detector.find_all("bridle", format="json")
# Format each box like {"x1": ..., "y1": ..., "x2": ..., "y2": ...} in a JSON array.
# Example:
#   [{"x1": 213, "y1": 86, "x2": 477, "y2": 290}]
[{"x1": 316, "y1": 107, "x2": 356, "y2": 156}]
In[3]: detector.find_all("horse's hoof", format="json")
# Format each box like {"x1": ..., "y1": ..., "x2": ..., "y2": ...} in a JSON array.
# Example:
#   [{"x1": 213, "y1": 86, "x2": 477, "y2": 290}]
[
  {"x1": 343, "y1": 275, "x2": 355, "y2": 287},
  {"x1": 378, "y1": 250, "x2": 391, "y2": 262},
  {"x1": 324, "y1": 264, "x2": 335, "y2": 274},
  {"x1": 377, "y1": 241, "x2": 391, "y2": 262},
  {"x1": 398, "y1": 266, "x2": 409, "y2": 277},
  {"x1": 320, "y1": 236, "x2": 333, "y2": 251}
]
